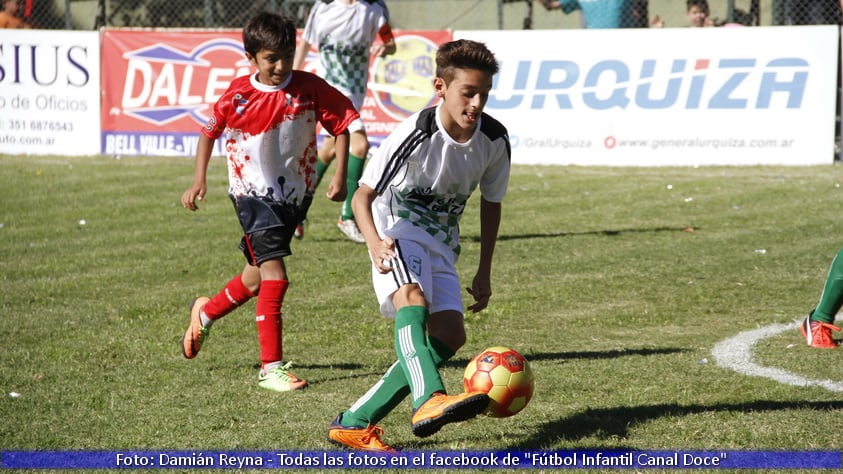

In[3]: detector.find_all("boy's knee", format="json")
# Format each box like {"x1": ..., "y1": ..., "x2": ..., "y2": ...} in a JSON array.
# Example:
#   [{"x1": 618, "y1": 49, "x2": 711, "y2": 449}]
[
  {"x1": 393, "y1": 284, "x2": 426, "y2": 308},
  {"x1": 428, "y1": 310, "x2": 466, "y2": 351},
  {"x1": 350, "y1": 131, "x2": 369, "y2": 158}
]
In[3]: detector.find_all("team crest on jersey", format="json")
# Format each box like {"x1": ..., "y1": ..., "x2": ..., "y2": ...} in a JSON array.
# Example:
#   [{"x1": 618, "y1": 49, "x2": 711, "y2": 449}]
[{"x1": 233, "y1": 94, "x2": 248, "y2": 115}]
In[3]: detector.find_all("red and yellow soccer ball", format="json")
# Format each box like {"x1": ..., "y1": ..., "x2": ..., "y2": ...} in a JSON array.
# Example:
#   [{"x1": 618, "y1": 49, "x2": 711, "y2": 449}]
[{"x1": 463, "y1": 346, "x2": 535, "y2": 418}]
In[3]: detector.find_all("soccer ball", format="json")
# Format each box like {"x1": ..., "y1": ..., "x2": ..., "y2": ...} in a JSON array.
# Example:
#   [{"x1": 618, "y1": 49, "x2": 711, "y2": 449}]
[{"x1": 463, "y1": 346, "x2": 535, "y2": 418}]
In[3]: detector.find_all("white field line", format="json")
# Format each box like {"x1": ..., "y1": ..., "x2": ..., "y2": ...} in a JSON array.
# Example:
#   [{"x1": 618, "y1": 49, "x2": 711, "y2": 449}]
[{"x1": 711, "y1": 320, "x2": 843, "y2": 393}]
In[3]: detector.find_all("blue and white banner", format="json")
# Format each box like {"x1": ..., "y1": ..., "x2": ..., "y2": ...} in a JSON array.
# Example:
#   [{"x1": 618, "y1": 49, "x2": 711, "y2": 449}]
[
  {"x1": 0, "y1": 30, "x2": 101, "y2": 156},
  {"x1": 2, "y1": 450, "x2": 841, "y2": 469},
  {"x1": 458, "y1": 26, "x2": 840, "y2": 166}
]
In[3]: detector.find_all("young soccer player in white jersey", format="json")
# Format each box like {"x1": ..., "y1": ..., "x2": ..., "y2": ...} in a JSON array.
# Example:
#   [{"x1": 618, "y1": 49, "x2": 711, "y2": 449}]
[
  {"x1": 293, "y1": 0, "x2": 396, "y2": 243},
  {"x1": 327, "y1": 39, "x2": 511, "y2": 451},
  {"x1": 179, "y1": 11, "x2": 359, "y2": 392}
]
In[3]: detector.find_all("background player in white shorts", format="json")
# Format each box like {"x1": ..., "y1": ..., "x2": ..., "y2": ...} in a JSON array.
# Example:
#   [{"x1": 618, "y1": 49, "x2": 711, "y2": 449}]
[
  {"x1": 293, "y1": 0, "x2": 396, "y2": 243},
  {"x1": 327, "y1": 39, "x2": 511, "y2": 451}
]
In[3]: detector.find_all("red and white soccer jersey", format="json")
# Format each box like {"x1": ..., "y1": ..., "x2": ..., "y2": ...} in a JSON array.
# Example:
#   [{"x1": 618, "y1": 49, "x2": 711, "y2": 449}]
[
  {"x1": 203, "y1": 71, "x2": 358, "y2": 206},
  {"x1": 360, "y1": 104, "x2": 511, "y2": 258}
]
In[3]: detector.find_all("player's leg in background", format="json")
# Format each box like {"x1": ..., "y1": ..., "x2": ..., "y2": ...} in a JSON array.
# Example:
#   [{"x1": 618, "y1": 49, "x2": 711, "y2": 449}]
[
  {"x1": 810, "y1": 247, "x2": 843, "y2": 323},
  {"x1": 336, "y1": 129, "x2": 369, "y2": 243},
  {"x1": 802, "y1": 247, "x2": 843, "y2": 348},
  {"x1": 314, "y1": 135, "x2": 336, "y2": 189}
]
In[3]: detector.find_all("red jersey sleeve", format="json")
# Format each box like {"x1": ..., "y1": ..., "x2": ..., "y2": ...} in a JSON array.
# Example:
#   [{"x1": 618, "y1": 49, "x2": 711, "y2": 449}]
[{"x1": 314, "y1": 78, "x2": 360, "y2": 136}]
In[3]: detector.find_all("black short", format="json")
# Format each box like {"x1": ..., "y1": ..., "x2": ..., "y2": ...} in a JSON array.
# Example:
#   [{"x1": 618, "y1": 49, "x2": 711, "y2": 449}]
[{"x1": 231, "y1": 194, "x2": 311, "y2": 265}]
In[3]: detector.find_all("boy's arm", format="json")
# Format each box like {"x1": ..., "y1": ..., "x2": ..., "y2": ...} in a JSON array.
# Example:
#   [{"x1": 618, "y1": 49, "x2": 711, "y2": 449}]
[
  {"x1": 292, "y1": 40, "x2": 312, "y2": 70},
  {"x1": 466, "y1": 197, "x2": 502, "y2": 312},
  {"x1": 181, "y1": 133, "x2": 215, "y2": 211},
  {"x1": 371, "y1": 23, "x2": 396, "y2": 57},
  {"x1": 325, "y1": 130, "x2": 350, "y2": 202},
  {"x1": 352, "y1": 184, "x2": 395, "y2": 274}
]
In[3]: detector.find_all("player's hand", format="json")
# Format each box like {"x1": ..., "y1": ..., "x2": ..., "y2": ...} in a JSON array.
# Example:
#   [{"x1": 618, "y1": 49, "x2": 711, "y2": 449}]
[
  {"x1": 370, "y1": 236, "x2": 396, "y2": 274},
  {"x1": 370, "y1": 43, "x2": 392, "y2": 57},
  {"x1": 181, "y1": 184, "x2": 206, "y2": 211},
  {"x1": 466, "y1": 274, "x2": 492, "y2": 313},
  {"x1": 326, "y1": 176, "x2": 348, "y2": 202}
]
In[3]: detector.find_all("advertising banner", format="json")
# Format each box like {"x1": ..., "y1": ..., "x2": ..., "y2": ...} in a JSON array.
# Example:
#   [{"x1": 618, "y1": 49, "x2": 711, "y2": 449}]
[
  {"x1": 0, "y1": 30, "x2": 101, "y2": 156},
  {"x1": 457, "y1": 26, "x2": 839, "y2": 166},
  {"x1": 100, "y1": 28, "x2": 451, "y2": 157}
]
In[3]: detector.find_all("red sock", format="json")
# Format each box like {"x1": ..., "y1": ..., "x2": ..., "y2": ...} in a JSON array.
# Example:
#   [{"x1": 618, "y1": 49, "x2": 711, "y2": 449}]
[
  {"x1": 255, "y1": 279, "x2": 288, "y2": 367},
  {"x1": 203, "y1": 274, "x2": 256, "y2": 320}
]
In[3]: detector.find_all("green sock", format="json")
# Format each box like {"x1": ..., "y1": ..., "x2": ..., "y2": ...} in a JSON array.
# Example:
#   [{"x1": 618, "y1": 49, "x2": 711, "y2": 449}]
[
  {"x1": 811, "y1": 248, "x2": 843, "y2": 323},
  {"x1": 341, "y1": 361, "x2": 410, "y2": 427},
  {"x1": 342, "y1": 335, "x2": 454, "y2": 427},
  {"x1": 314, "y1": 159, "x2": 328, "y2": 189},
  {"x1": 341, "y1": 154, "x2": 364, "y2": 220},
  {"x1": 394, "y1": 305, "x2": 445, "y2": 409}
]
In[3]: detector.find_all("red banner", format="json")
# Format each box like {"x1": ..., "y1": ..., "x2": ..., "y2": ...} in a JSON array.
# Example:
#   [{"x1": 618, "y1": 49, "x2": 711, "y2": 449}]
[{"x1": 100, "y1": 28, "x2": 451, "y2": 156}]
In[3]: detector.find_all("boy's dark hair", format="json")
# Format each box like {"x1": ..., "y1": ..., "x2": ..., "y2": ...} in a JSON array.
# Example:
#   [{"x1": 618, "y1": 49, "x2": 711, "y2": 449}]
[
  {"x1": 435, "y1": 39, "x2": 499, "y2": 84},
  {"x1": 686, "y1": 0, "x2": 709, "y2": 13},
  {"x1": 242, "y1": 12, "x2": 297, "y2": 57}
]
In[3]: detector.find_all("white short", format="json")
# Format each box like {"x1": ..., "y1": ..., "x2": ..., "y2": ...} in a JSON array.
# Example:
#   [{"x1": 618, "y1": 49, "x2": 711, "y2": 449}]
[
  {"x1": 320, "y1": 117, "x2": 366, "y2": 136},
  {"x1": 371, "y1": 239, "x2": 463, "y2": 318}
]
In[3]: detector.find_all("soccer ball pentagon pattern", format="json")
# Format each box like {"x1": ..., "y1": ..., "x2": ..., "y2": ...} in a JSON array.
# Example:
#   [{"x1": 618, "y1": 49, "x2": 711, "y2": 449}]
[{"x1": 463, "y1": 346, "x2": 535, "y2": 418}]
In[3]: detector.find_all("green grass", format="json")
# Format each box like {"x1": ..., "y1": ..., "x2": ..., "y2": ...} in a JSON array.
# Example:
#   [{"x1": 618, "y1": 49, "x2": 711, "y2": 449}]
[{"x1": 2, "y1": 155, "x2": 843, "y2": 472}]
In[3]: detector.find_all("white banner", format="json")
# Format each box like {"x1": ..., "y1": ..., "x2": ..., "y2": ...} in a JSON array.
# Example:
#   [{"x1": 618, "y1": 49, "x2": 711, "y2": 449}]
[
  {"x1": 0, "y1": 30, "x2": 101, "y2": 156},
  {"x1": 457, "y1": 26, "x2": 839, "y2": 166}
]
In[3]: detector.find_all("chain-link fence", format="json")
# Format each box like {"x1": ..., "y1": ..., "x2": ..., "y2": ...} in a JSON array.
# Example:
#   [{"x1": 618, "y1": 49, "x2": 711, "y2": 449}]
[{"x1": 15, "y1": 0, "x2": 843, "y2": 31}]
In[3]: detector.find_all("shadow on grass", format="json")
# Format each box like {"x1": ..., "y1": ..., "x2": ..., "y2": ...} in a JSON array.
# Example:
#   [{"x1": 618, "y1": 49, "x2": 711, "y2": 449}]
[
  {"x1": 464, "y1": 226, "x2": 698, "y2": 242},
  {"x1": 510, "y1": 400, "x2": 843, "y2": 449},
  {"x1": 442, "y1": 347, "x2": 687, "y2": 369}
]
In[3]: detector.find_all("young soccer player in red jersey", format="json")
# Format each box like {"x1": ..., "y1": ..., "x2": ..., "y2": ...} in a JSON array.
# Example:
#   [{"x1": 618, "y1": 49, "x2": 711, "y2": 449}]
[
  {"x1": 327, "y1": 39, "x2": 511, "y2": 451},
  {"x1": 180, "y1": 11, "x2": 359, "y2": 392}
]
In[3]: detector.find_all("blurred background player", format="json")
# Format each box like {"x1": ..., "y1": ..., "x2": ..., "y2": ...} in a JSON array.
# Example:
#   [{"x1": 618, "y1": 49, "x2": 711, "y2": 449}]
[
  {"x1": 686, "y1": 0, "x2": 714, "y2": 27},
  {"x1": 293, "y1": 0, "x2": 396, "y2": 243},
  {"x1": 0, "y1": 0, "x2": 30, "y2": 28},
  {"x1": 180, "y1": 11, "x2": 359, "y2": 391},
  {"x1": 537, "y1": 0, "x2": 646, "y2": 28},
  {"x1": 327, "y1": 39, "x2": 510, "y2": 451}
]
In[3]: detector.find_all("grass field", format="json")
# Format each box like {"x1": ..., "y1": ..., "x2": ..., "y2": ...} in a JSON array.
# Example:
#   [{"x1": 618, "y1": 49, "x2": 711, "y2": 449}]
[{"x1": 2, "y1": 155, "x2": 843, "y2": 472}]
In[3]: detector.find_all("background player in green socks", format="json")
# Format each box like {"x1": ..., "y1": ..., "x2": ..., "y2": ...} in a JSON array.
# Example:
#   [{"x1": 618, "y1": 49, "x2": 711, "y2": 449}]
[{"x1": 293, "y1": 0, "x2": 396, "y2": 243}]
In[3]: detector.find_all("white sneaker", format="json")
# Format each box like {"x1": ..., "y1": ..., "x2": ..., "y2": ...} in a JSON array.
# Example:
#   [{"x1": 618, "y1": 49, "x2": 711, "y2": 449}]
[{"x1": 337, "y1": 218, "x2": 365, "y2": 243}]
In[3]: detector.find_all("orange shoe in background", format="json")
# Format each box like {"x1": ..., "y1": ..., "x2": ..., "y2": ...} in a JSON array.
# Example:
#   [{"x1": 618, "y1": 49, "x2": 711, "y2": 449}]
[{"x1": 801, "y1": 316, "x2": 840, "y2": 349}]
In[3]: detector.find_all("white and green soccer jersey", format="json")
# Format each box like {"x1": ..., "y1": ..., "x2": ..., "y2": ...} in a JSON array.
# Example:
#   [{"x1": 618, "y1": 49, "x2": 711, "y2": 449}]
[
  {"x1": 360, "y1": 104, "x2": 511, "y2": 257},
  {"x1": 301, "y1": 0, "x2": 390, "y2": 106}
]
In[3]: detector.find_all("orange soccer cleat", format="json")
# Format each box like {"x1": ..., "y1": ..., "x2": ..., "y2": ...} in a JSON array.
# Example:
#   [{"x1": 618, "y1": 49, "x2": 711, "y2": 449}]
[
  {"x1": 801, "y1": 316, "x2": 841, "y2": 349},
  {"x1": 410, "y1": 391, "x2": 489, "y2": 438},
  {"x1": 327, "y1": 414, "x2": 398, "y2": 452}
]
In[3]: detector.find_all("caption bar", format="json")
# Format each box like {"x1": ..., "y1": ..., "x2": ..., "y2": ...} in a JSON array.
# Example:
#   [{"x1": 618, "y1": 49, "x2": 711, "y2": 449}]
[{"x1": 1, "y1": 450, "x2": 841, "y2": 469}]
